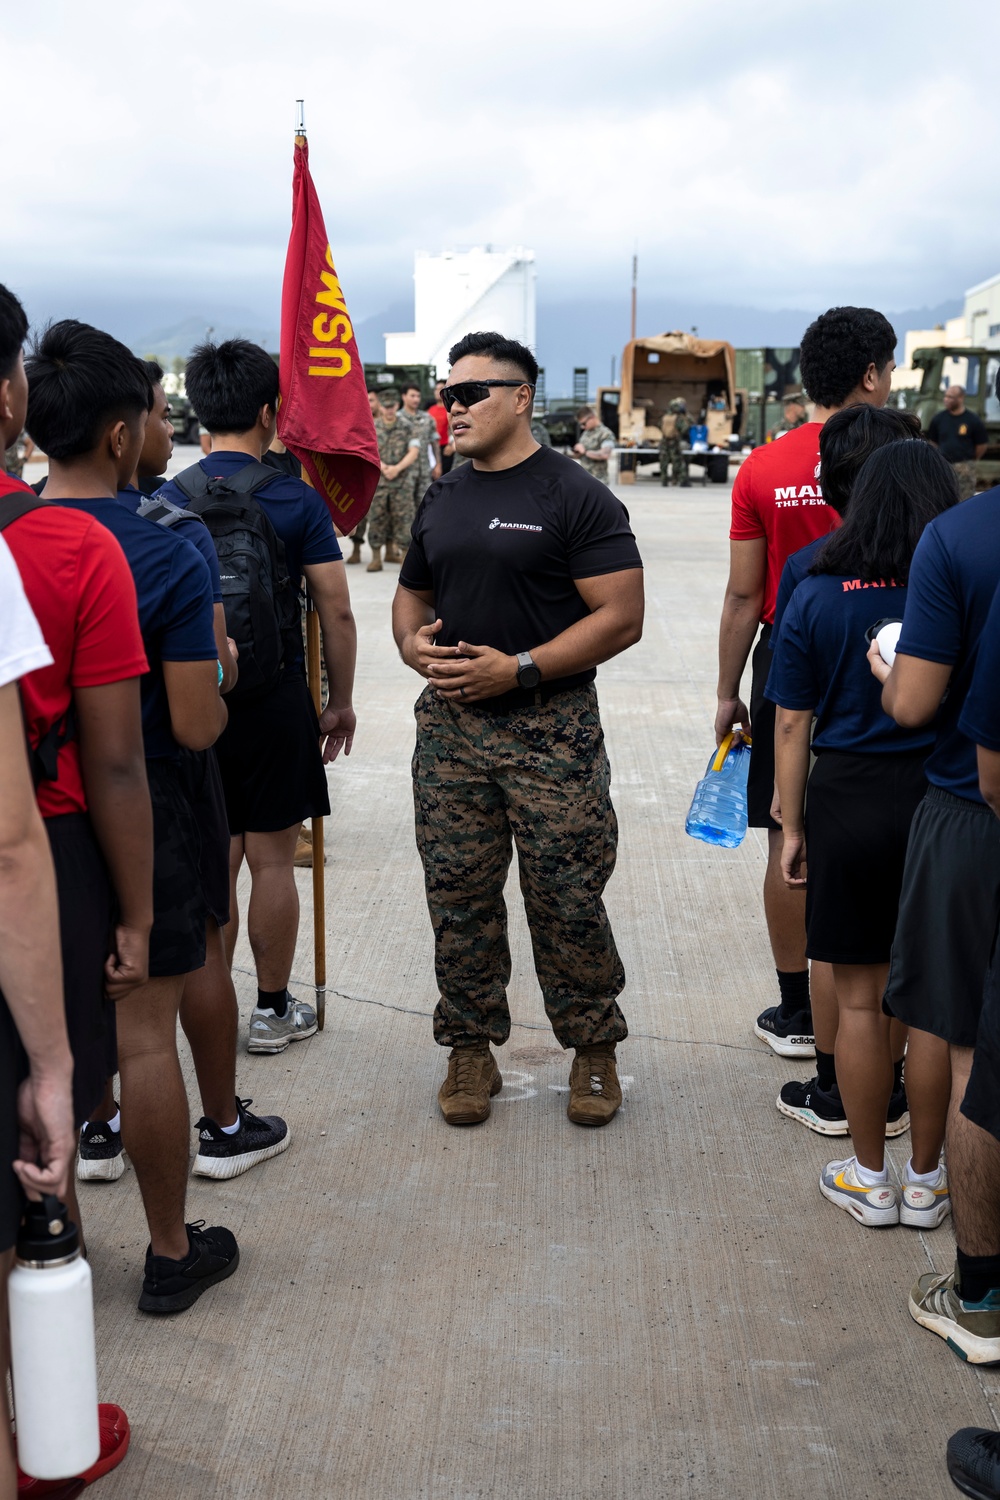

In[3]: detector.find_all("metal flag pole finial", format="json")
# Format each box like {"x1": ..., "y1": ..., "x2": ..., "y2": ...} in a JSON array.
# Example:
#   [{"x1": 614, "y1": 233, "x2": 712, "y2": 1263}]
[{"x1": 295, "y1": 99, "x2": 306, "y2": 138}]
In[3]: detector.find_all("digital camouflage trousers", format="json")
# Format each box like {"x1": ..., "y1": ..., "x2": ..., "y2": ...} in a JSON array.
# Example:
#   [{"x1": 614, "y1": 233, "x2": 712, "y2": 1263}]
[
  {"x1": 412, "y1": 683, "x2": 628, "y2": 1050},
  {"x1": 368, "y1": 476, "x2": 417, "y2": 549}
]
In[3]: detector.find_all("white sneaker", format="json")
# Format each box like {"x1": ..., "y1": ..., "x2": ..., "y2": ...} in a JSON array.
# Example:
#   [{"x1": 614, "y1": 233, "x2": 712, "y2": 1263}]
[
  {"x1": 900, "y1": 1163, "x2": 951, "y2": 1229},
  {"x1": 819, "y1": 1156, "x2": 900, "y2": 1227},
  {"x1": 248, "y1": 994, "x2": 318, "y2": 1054}
]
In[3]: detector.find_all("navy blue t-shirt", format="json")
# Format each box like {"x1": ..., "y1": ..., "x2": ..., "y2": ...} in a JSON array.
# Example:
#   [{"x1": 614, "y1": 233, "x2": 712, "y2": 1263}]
[
  {"x1": 960, "y1": 580, "x2": 1000, "y2": 754},
  {"x1": 155, "y1": 453, "x2": 342, "y2": 591},
  {"x1": 767, "y1": 572, "x2": 934, "y2": 755},
  {"x1": 117, "y1": 484, "x2": 222, "y2": 604},
  {"x1": 770, "y1": 535, "x2": 827, "y2": 646},
  {"x1": 895, "y1": 486, "x2": 1000, "y2": 801},
  {"x1": 53, "y1": 496, "x2": 216, "y2": 760}
]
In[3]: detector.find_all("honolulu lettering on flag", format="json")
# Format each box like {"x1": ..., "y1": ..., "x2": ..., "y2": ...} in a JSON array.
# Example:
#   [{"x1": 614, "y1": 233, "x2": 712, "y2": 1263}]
[{"x1": 278, "y1": 136, "x2": 379, "y2": 534}]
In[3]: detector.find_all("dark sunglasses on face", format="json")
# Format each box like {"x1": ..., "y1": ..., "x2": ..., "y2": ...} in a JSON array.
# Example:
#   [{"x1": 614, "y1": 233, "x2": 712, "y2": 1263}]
[{"x1": 440, "y1": 379, "x2": 535, "y2": 412}]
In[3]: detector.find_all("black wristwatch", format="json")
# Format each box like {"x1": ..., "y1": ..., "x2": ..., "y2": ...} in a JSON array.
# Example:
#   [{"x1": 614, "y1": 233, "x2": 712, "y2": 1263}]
[{"x1": 516, "y1": 651, "x2": 541, "y2": 690}]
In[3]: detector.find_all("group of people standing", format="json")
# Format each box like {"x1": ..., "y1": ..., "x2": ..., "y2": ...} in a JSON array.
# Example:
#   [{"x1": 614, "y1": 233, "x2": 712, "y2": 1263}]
[{"x1": 716, "y1": 304, "x2": 1000, "y2": 1495}]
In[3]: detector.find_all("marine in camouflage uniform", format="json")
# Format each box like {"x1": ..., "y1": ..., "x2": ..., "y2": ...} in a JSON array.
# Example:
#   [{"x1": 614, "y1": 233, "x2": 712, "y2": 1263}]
[
  {"x1": 659, "y1": 398, "x2": 691, "y2": 486},
  {"x1": 403, "y1": 406, "x2": 439, "y2": 504},
  {"x1": 368, "y1": 397, "x2": 421, "y2": 558},
  {"x1": 413, "y1": 683, "x2": 627, "y2": 1051},
  {"x1": 574, "y1": 408, "x2": 616, "y2": 480}
]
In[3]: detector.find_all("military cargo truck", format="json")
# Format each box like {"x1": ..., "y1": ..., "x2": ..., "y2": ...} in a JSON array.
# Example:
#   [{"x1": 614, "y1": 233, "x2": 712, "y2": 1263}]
[
  {"x1": 618, "y1": 333, "x2": 738, "y2": 447},
  {"x1": 895, "y1": 345, "x2": 1000, "y2": 488}
]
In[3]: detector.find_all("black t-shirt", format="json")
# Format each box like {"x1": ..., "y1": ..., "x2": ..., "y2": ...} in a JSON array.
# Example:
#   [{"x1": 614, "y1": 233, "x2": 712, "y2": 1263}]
[
  {"x1": 928, "y1": 408, "x2": 989, "y2": 463},
  {"x1": 400, "y1": 446, "x2": 642, "y2": 698}
]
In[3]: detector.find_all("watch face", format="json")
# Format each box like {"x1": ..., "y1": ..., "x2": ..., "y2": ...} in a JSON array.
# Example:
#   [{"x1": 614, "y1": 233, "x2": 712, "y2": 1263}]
[{"x1": 518, "y1": 663, "x2": 541, "y2": 689}]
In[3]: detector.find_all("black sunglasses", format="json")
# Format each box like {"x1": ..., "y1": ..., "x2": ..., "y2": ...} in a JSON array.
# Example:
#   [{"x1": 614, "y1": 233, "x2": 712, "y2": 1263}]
[{"x1": 440, "y1": 379, "x2": 534, "y2": 412}]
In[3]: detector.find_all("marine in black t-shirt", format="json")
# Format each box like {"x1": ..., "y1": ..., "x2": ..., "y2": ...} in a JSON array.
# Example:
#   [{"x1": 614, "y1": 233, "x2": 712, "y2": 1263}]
[
  {"x1": 927, "y1": 405, "x2": 989, "y2": 463},
  {"x1": 393, "y1": 332, "x2": 645, "y2": 1131},
  {"x1": 400, "y1": 444, "x2": 641, "y2": 704}
]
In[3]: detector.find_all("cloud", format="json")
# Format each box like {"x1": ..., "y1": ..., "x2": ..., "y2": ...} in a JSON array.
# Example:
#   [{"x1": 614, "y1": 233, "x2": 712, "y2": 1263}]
[{"x1": 2, "y1": 0, "x2": 997, "y2": 332}]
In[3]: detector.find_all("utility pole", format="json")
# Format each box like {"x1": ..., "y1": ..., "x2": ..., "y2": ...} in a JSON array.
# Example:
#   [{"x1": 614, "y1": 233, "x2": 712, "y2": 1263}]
[{"x1": 630, "y1": 247, "x2": 637, "y2": 343}]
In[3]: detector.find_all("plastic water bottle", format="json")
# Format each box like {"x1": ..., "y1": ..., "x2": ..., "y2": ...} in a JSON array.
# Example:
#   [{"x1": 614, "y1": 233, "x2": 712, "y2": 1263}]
[
  {"x1": 8, "y1": 1196, "x2": 100, "y2": 1480},
  {"x1": 685, "y1": 732, "x2": 751, "y2": 848}
]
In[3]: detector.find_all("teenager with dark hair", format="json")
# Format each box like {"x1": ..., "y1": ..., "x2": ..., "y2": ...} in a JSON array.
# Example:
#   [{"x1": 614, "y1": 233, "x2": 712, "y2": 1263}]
[
  {"x1": 769, "y1": 404, "x2": 922, "y2": 1137},
  {"x1": 874, "y1": 381, "x2": 1000, "y2": 1358},
  {"x1": 27, "y1": 319, "x2": 240, "y2": 1312},
  {"x1": 156, "y1": 339, "x2": 357, "y2": 1057},
  {"x1": 715, "y1": 306, "x2": 895, "y2": 1066},
  {"x1": 770, "y1": 441, "x2": 957, "y2": 1227},
  {"x1": 105, "y1": 365, "x2": 288, "y2": 1181},
  {"x1": 0, "y1": 292, "x2": 153, "y2": 1256},
  {"x1": 393, "y1": 332, "x2": 644, "y2": 1128},
  {"x1": 881, "y1": 399, "x2": 1000, "y2": 1362}
]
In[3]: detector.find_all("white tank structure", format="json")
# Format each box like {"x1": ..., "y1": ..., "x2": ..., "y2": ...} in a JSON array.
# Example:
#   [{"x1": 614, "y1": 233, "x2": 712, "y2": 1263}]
[{"x1": 385, "y1": 247, "x2": 536, "y2": 377}]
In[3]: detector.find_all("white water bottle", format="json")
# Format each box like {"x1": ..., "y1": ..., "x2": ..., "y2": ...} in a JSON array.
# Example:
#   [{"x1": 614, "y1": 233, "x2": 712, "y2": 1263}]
[{"x1": 8, "y1": 1196, "x2": 100, "y2": 1480}]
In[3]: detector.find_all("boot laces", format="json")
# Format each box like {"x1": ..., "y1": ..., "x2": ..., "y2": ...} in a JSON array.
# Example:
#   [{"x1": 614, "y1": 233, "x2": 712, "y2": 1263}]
[
  {"x1": 580, "y1": 1050, "x2": 612, "y2": 1095},
  {"x1": 453, "y1": 1049, "x2": 488, "y2": 1091}
]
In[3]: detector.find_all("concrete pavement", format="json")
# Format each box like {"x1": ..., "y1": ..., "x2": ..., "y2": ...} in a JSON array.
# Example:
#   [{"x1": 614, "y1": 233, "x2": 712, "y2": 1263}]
[{"x1": 83, "y1": 477, "x2": 992, "y2": 1499}]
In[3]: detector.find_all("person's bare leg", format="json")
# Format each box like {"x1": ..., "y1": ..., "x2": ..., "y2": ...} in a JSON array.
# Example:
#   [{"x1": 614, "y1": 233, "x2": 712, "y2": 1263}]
[
  {"x1": 244, "y1": 825, "x2": 302, "y2": 991},
  {"x1": 180, "y1": 922, "x2": 238, "y2": 1127},
  {"x1": 223, "y1": 834, "x2": 244, "y2": 972},
  {"x1": 949, "y1": 1044, "x2": 1000, "y2": 1255},
  {"x1": 1, "y1": 1250, "x2": 16, "y2": 1500},
  {"x1": 833, "y1": 962, "x2": 892, "y2": 1171},
  {"x1": 890, "y1": 1018, "x2": 908, "y2": 1065},
  {"x1": 765, "y1": 828, "x2": 808, "y2": 972},
  {"x1": 810, "y1": 960, "x2": 838, "y2": 1054},
  {"x1": 905, "y1": 1025, "x2": 950, "y2": 1174},
  {"x1": 116, "y1": 975, "x2": 189, "y2": 1260}
]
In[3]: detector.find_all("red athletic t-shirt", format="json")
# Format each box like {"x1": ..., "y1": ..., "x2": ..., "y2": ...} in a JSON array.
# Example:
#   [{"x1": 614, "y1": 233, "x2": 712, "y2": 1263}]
[
  {"x1": 428, "y1": 403, "x2": 450, "y2": 447},
  {"x1": 1, "y1": 484, "x2": 148, "y2": 818},
  {"x1": 729, "y1": 423, "x2": 839, "y2": 625}
]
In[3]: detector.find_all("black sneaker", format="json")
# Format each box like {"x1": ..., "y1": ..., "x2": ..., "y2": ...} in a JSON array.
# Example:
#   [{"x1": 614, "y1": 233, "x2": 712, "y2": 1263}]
[
  {"x1": 138, "y1": 1221, "x2": 239, "y2": 1314},
  {"x1": 754, "y1": 1005, "x2": 815, "y2": 1058},
  {"x1": 77, "y1": 1116, "x2": 125, "y2": 1182},
  {"x1": 777, "y1": 1077, "x2": 910, "y2": 1138},
  {"x1": 192, "y1": 1096, "x2": 290, "y2": 1180},
  {"x1": 947, "y1": 1426, "x2": 1000, "y2": 1499},
  {"x1": 776, "y1": 1076, "x2": 848, "y2": 1135},
  {"x1": 886, "y1": 1082, "x2": 910, "y2": 1138}
]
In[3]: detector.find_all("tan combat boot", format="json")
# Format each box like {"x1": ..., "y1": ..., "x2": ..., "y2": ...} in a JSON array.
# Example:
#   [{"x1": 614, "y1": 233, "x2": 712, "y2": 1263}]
[
  {"x1": 347, "y1": 538, "x2": 362, "y2": 565},
  {"x1": 367, "y1": 547, "x2": 383, "y2": 572},
  {"x1": 438, "y1": 1044, "x2": 503, "y2": 1125},
  {"x1": 384, "y1": 541, "x2": 400, "y2": 563},
  {"x1": 567, "y1": 1044, "x2": 623, "y2": 1126}
]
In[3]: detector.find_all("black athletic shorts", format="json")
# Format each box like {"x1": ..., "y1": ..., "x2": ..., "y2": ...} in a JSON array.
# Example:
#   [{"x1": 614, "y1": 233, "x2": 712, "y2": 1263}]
[
  {"x1": 804, "y1": 750, "x2": 927, "y2": 965},
  {"x1": 148, "y1": 759, "x2": 207, "y2": 978},
  {"x1": 0, "y1": 997, "x2": 27, "y2": 1253},
  {"x1": 178, "y1": 747, "x2": 230, "y2": 928},
  {"x1": 883, "y1": 787, "x2": 1000, "y2": 1047},
  {"x1": 215, "y1": 672, "x2": 330, "y2": 835},
  {"x1": 962, "y1": 944, "x2": 1000, "y2": 1142},
  {"x1": 748, "y1": 625, "x2": 778, "y2": 830},
  {"x1": 46, "y1": 814, "x2": 116, "y2": 1124}
]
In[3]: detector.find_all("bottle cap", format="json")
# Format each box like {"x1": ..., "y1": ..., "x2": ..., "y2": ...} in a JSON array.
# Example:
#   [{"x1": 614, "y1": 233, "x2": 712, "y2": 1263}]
[{"x1": 16, "y1": 1194, "x2": 80, "y2": 1265}]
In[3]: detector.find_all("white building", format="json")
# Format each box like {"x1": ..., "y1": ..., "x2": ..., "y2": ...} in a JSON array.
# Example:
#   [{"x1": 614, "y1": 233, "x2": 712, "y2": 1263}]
[
  {"x1": 965, "y1": 272, "x2": 1000, "y2": 349},
  {"x1": 890, "y1": 314, "x2": 969, "y2": 392},
  {"x1": 385, "y1": 247, "x2": 536, "y2": 377}
]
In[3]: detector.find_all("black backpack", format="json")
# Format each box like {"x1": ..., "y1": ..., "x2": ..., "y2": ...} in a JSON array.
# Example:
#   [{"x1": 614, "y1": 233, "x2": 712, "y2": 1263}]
[
  {"x1": 0, "y1": 490, "x2": 76, "y2": 785},
  {"x1": 167, "y1": 462, "x2": 302, "y2": 700}
]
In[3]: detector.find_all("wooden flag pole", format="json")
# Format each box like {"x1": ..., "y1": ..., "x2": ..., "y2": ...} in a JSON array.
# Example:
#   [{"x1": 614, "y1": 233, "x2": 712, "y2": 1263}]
[{"x1": 305, "y1": 590, "x2": 327, "y2": 1030}]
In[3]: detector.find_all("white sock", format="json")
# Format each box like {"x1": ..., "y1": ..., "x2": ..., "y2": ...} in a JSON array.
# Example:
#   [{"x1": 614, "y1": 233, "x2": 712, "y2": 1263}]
[
  {"x1": 853, "y1": 1158, "x2": 888, "y2": 1187},
  {"x1": 106, "y1": 1110, "x2": 121, "y2": 1134},
  {"x1": 219, "y1": 1117, "x2": 241, "y2": 1136},
  {"x1": 906, "y1": 1159, "x2": 943, "y2": 1187}
]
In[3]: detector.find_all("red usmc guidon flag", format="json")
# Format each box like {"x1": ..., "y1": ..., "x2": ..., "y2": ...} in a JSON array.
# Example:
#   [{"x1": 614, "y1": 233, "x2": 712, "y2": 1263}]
[{"x1": 278, "y1": 136, "x2": 379, "y2": 534}]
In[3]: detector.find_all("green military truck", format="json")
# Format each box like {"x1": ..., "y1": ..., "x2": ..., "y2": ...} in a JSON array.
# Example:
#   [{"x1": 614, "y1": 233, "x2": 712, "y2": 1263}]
[
  {"x1": 895, "y1": 345, "x2": 1000, "y2": 489},
  {"x1": 364, "y1": 363, "x2": 438, "y2": 402}
]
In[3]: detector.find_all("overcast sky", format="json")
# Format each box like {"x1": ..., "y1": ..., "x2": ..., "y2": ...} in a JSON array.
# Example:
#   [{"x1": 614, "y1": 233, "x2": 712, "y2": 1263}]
[{"x1": 4, "y1": 0, "x2": 998, "y2": 344}]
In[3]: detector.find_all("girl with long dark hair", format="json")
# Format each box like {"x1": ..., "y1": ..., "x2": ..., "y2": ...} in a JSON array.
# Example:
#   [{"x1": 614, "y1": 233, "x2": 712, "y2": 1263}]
[{"x1": 769, "y1": 439, "x2": 958, "y2": 1228}]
